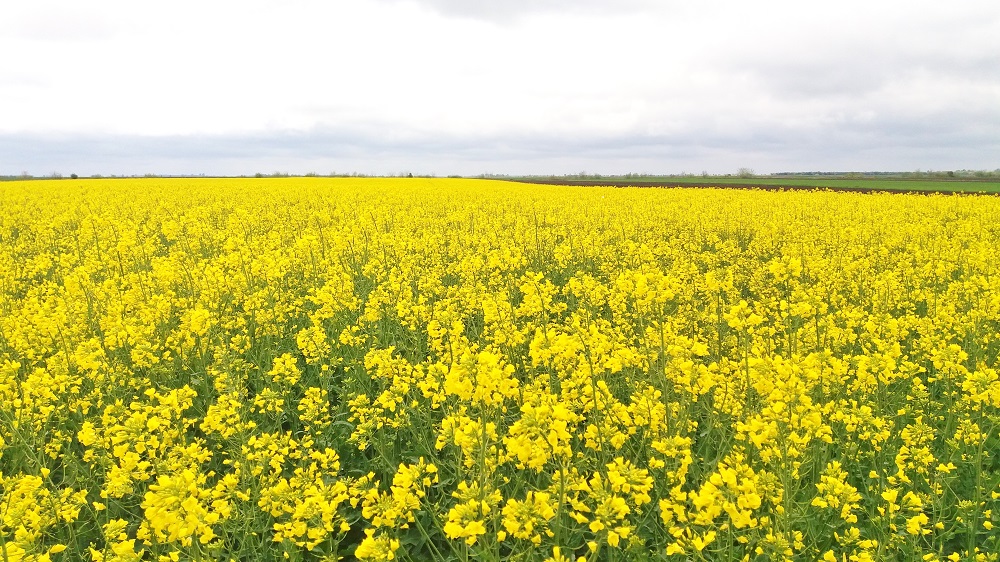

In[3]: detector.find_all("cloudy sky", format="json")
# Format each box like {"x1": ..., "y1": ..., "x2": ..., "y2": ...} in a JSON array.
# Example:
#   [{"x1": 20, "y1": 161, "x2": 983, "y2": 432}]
[{"x1": 2, "y1": 0, "x2": 999, "y2": 176}]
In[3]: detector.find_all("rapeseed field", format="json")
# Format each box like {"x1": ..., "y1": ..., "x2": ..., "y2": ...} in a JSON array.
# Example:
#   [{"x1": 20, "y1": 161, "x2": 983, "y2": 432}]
[{"x1": 1, "y1": 177, "x2": 998, "y2": 561}]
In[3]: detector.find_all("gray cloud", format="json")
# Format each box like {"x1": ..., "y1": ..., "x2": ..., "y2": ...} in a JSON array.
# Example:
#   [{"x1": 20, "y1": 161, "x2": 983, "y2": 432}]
[
  {"x1": 739, "y1": 50, "x2": 1000, "y2": 101},
  {"x1": 693, "y1": 1, "x2": 1000, "y2": 104},
  {"x1": 375, "y1": 0, "x2": 654, "y2": 22},
  {"x1": 3, "y1": 103, "x2": 996, "y2": 178}
]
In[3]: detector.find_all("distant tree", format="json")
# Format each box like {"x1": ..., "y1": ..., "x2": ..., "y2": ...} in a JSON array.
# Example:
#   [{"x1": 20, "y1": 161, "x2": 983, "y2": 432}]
[
  {"x1": 737, "y1": 168, "x2": 755, "y2": 178},
  {"x1": 70, "y1": 173, "x2": 78, "y2": 179}
]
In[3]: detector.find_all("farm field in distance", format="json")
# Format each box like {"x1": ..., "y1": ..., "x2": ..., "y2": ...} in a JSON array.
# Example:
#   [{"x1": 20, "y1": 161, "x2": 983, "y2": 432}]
[
  {"x1": 2, "y1": 177, "x2": 1000, "y2": 562},
  {"x1": 511, "y1": 175, "x2": 1000, "y2": 194}
]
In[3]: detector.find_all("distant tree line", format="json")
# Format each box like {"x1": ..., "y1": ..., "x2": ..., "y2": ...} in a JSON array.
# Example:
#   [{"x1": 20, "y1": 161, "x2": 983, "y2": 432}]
[{"x1": 5, "y1": 169, "x2": 1000, "y2": 182}]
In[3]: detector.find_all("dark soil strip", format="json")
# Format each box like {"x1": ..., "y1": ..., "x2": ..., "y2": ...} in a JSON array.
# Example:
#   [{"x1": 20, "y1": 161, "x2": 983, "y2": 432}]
[{"x1": 506, "y1": 178, "x2": 998, "y2": 196}]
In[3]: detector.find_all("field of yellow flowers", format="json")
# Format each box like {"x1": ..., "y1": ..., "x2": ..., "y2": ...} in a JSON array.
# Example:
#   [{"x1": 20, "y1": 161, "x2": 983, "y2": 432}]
[{"x1": 1, "y1": 177, "x2": 999, "y2": 562}]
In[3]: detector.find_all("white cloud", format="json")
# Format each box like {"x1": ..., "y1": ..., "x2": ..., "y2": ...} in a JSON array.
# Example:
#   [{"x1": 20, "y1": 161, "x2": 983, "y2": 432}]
[{"x1": 1, "y1": 0, "x2": 998, "y2": 173}]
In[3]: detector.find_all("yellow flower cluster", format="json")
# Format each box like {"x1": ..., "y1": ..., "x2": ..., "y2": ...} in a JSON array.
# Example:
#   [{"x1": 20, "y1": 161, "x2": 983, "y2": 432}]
[{"x1": 1, "y1": 177, "x2": 999, "y2": 561}]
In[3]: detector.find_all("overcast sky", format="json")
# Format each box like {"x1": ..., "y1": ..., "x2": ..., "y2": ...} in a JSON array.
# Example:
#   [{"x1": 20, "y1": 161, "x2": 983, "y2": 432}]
[{"x1": 2, "y1": 0, "x2": 999, "y2": 176}]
